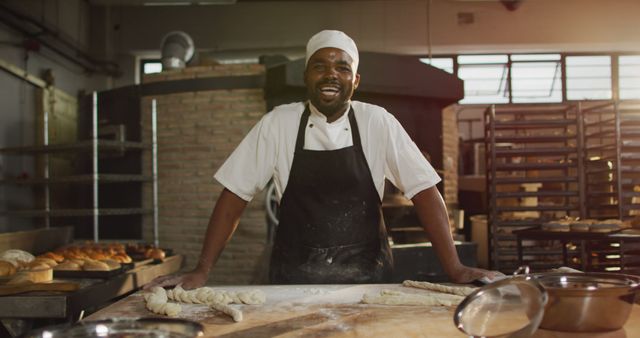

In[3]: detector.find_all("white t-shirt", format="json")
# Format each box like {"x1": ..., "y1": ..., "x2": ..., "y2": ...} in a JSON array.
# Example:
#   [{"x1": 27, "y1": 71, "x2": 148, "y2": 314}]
[{"x1": 214, "y1": 100, "x2": 441, "y2": 202}]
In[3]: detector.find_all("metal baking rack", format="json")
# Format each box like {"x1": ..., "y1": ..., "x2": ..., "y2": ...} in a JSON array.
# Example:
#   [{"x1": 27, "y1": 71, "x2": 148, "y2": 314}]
[
  {"x1": 484, "y1": 103, "x2": 585, "y2": 272},
  {"x1": 0, "y1": 92, "x2": 159, "y2": 245}
]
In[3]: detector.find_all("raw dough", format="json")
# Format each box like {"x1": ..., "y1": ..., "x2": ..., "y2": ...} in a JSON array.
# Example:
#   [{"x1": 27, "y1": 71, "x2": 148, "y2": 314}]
[
  {"x1": 144, "y1": 286, "x2": 182, "y2": 317},
  {"x1": 362, "y1": 289, "x2": 464, "y2": 307},
  {"x1": 166, "y1": 286, "x2": 266, "y2": 322},
  {"x1": 168, "y1": 286, "x2": 266, "y2": 306},
  {"x1": 402, "y1": 280, "x2": 476, "y2": 296},
  {"x1": 210, "y1": 302, "x2": 243, "y2": 322}
]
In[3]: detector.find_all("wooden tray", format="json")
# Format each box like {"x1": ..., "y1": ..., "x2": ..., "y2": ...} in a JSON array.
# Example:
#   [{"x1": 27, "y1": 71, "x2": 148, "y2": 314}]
[
  {"x1": 53, "y1": 266, "x2": 123, "y2": 279},
  {"x1": 0, "y1": 281, "x2": 79, "y2": 296}
]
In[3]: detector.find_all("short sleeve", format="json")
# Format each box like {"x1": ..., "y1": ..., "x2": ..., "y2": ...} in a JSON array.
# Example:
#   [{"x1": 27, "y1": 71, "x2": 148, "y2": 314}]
[
  {"x1": 383, "y1": 114, "x2": 441, "y2": 199},
  {"x1": 214, "y1": 114, "x2": 278, "y2": 201}
]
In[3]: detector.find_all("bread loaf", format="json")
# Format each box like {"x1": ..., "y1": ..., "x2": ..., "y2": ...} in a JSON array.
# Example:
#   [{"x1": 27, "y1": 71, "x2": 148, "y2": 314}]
[
  {"x1": 26, "y1": 262, "x2": 51, "y2": 271},
  {"x1": 54, "y1": 261, "x2": 81, "y2": 271},
  {"x1": 31, "y1": 257, "x2": 58, "y2": 268},
  {"x1": 101, "y1": 259, "x2": 121, "y2": 270},
  {"x1": 0, "y1": 260, "x2": 16, "y2": 276},
  {"x1": 83, "y1": 260, "x2": 110, "y2": 271},
  {"x1": 147, "y1": 248, "x2": 166, "y2": 260},
  {"x1": 0, "y1": 249, "x2": 35, "y2": 268},
  {"x1": 38, "y1": 252, "x2": 64, "y2": 263}
]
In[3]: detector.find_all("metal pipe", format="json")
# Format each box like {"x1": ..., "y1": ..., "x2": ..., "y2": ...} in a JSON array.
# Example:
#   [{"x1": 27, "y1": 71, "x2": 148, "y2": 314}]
[
  {"x1": 43, "y1": 104, "x2": 50, "y2": 229},
  {"x1": 92, "y1": 91, "x2": 99, "y2": 242},
  {"x1": 614, "y1": 101, "x2": 623, "y2": 219},
  {"x1": 152, "y1": 99, "x2": 159, "y2": 247},
  {"x1": 576, "y1": 102, "x2": 586, "y2": 219}
]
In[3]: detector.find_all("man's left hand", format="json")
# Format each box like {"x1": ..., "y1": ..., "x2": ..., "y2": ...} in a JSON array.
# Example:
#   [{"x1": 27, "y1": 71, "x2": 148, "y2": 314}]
[{"x1": 448, "y1": 265, "x2": 500, "y2": 284}]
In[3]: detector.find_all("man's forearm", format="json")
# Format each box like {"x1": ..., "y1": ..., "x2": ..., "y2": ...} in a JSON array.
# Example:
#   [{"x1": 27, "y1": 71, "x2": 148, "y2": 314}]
[
  {"x1": 411, "y1": 186, "x2": 464, "y2": 277},
  {"x1": 195, "y1": 188, "x2": 248, "y2": 274}
]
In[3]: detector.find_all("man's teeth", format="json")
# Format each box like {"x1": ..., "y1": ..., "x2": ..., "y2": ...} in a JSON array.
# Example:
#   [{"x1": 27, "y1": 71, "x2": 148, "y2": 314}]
[{"x1": 320, "y1": 87, "x2": 339, "y2": 95}]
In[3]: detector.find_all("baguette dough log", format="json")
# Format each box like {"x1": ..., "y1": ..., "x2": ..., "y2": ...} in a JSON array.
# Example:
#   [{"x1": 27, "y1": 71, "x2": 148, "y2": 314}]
[
  {"x1": 402, "y1": 280, "x2": 476, "y2": 296},
  {"x1": 210, "y1": 302, "x2": 243, "y2": 322},
  {"x1": 362, "y1": 289, "x2": 464, "y2": 306}
]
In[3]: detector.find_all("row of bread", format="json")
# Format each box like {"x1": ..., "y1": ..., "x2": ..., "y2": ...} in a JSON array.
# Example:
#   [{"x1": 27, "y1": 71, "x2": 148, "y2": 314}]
[
  {"x1": 0, "y1": 248, "x2": 123, "y2": 276},
  {"x1": 0, "y1": 242, "x2": 168, "y2": 277},
  {"x1": 542, "y1": 218, "x2": 629, "y2": 232},
  {"x1": 43, "y1": 242, "x2": 167, "y2": 262}
]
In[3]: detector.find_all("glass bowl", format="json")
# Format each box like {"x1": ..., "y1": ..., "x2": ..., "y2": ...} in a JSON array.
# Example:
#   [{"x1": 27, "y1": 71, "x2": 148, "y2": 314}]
[{"x1": 454, "y1": 276, "x2": 548, "y2": 338}]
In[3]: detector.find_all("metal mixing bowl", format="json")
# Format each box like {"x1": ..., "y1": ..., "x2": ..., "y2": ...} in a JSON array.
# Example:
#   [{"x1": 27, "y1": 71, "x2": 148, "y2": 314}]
[
  {"x1": 454, "y1": 276, "x2": 548, "y2": 338},
  {"x1": 23, "y1": 318, "x2": 204, "y2": 338},
  {"x1": 536, "y1": 272, "x2": 640, "y2": 332}
]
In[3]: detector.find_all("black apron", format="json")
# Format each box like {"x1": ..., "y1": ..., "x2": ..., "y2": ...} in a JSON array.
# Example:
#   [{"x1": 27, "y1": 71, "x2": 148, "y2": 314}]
[{"x1": 269, "y1": 105, "x2": 393, "y2": 284}]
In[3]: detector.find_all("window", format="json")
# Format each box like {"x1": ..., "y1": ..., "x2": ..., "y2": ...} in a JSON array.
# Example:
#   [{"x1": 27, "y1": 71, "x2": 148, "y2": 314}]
[
  {"x1": 139, "y1": 59, "x2": 162, "y2": 84},
  {"x1": 619, "y1": 55, "x2": 640, "y2": 100},
  {"x1": 566, "y1": 56, "x2": 612, "y2": 100},
  {"x1": 143, "y1": 62, "x2": 162, "y2": 74},
  {"x1": 458, "y1": 55, "x2": 509, "y2": 104},
  {"x1": 510, "y1": 54, "x2": 562, "y2": 103},
  {"x1": 419, "y1": 57, "x2": 454, "y2": 74}
]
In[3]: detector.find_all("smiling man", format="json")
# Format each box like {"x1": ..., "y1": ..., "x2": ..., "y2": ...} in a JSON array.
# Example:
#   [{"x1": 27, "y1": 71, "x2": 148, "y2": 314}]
[{"x1": 147, "y1": 30, "x2": 494, "y2": 288}]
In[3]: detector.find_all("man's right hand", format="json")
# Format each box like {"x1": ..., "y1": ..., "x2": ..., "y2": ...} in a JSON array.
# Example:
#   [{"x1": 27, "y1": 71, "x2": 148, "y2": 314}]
[{"x1": 142, "y1": 269, "x2": 208, "y2": 290}]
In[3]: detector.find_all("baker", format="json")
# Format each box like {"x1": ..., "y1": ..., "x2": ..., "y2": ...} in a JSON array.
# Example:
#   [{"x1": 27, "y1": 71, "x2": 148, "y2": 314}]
[{"x1": 148, "y1": 30, "x2": 495, "y2": 288}]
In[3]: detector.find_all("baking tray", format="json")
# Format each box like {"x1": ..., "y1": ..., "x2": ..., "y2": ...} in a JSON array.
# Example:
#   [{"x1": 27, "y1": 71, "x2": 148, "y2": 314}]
[
  {"x1": 128, "y1": 248, "x2": 174, "y2": 264},
  {"x1": 53, "y1": 266, "x2": 124, "y2": 279}
]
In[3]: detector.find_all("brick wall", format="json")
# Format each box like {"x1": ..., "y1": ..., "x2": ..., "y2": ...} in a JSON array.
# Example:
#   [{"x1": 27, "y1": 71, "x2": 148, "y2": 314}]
[
  {"x1": 141, "y1": 64, "x2": 268, "y2": 285},
  {"x1": 442, "y1": 105, "x2": 459, "y2": 206}
]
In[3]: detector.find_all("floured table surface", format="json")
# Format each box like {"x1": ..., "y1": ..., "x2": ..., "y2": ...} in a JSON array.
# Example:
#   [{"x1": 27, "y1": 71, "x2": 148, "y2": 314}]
[{"x1": 85, "y1": 284, "x2": 640, "y2": 338}]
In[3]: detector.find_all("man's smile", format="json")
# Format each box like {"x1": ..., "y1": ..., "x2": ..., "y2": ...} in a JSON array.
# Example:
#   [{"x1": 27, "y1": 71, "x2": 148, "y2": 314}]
[{"x1": 319, "y1": 85, "x2": 340, "y2": 99}]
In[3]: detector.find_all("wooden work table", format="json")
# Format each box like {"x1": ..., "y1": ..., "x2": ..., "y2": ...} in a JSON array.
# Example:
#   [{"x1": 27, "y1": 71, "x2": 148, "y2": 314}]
[{"x1": 85, "y1": 283, "x2": 640, "y2": 338}]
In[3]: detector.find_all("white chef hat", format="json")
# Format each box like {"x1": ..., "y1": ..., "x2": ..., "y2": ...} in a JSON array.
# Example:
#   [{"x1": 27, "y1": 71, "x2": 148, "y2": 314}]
[{"x1": 305, "y1": 30, "x2": 359, "y2": 73}]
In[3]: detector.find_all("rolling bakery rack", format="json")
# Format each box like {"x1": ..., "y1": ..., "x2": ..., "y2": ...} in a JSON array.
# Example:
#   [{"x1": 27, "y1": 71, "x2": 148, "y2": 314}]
[
  {"x1": 0, "y1": 92, "x2": 160, "y2": 245},
  {"x1": 485, "y1": 101, "x2": 640, "y2": 273},
  {"x1": 485, "y1": 103, "x2": 584, "y2": 272}
]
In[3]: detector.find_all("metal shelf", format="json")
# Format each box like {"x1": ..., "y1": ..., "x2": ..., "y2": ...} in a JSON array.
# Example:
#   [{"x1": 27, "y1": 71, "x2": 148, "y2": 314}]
[
  {"x1": 493, "y1": 119, "x2": 575, "y2": 129},
  {"x1": 586, "y1": 191, "x2": 618, "y2": 197},
  {"x1": 493, "y1": 134, "x2": 575, "y2": 143},
  {"x1": 490, "y1": 176, "x2": 578, "y2": 184},
  {"x1": 0, "y1": 140, "x2": 149, "y2": 154},
  {"x1": 586, "y1": 143, "x2": 617, "y2": 152},
  {"x1": 585, "y1": 130, "x2": 616, "y2": 139},
  {"x1": 494, "y1": 191, "x2": 578, "y2": 198},
  {"x1": 0, "y1": 174, "x2": 152, "y2": 185},
  {"x1": 496, "y1": 205, "x2": 580, "y2": 212},
  {"x1": 491, "y1": 220, "x2": 544, "y2": 227},
  {"x1": 0, "y1": 208, "x2": 153, "y2": 217},
  {"x1": 0, "y1": 92, "x2": 160, "y2": 244},
  {"x1": 494, "y1": 162, "x2": 576, "y2": 171},
  {"x1": 494, "y1": 147, "x2": 577, "y2": 157}
]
